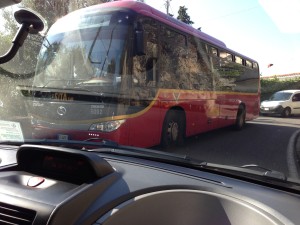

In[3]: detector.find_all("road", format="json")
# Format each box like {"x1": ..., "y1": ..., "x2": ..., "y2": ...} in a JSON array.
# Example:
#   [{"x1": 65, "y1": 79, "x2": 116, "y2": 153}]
[
  {"x1": 10, "y1": 113, "x2": 300, "y2": 177},
  {"x1": 160, "y1": 116, "x2": 300, "y2": 176}
]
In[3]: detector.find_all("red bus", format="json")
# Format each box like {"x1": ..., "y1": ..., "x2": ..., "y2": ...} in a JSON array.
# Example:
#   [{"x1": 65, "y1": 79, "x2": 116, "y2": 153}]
[{"x1": 19, "y1": 0, "x2": 260, "y2": 148}]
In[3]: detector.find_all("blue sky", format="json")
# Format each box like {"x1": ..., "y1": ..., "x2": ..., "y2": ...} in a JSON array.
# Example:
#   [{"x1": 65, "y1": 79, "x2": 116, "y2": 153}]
[{"x1": 146, "y1": 0, "x2": 300, "y2": 76}]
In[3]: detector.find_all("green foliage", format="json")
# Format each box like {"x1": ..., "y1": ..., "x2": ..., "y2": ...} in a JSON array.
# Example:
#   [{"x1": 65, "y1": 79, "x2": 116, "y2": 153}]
[
  {"x1": 177, "y1": 6, "x2": 194, "y2": 25},
  {"x1": 0, "y1": 0, "x2": 110, "y2": 119},
  {"x1": 21, "y1": 0, "x2": 108, "y2": 28},
  {"x1": 0, "y1": 0, "x2": 108, "y2": 76},
  {"x1": 0, "y1": 32, "x2": 12, "y2": 55},
  {"x1": 260, "y1": 78, "x2": 300, "y2": 101}
]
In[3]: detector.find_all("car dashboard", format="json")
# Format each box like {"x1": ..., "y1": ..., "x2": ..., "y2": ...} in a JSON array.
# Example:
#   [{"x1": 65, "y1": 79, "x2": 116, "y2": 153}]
[{"x1": 0, "y1": 144, "x2": 299, "y2": 225}]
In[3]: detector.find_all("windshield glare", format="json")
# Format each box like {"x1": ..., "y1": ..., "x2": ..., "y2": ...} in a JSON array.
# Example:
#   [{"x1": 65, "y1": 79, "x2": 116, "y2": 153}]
[
  {"x1": 35, "y1": 11, "x2": 130, "y2": 93},
  {"x1": 269, "y1": 92, "x2": 292, "y2": 101},
  {"x1": 0, "y1": 0, "x2": 300, "y2": 191}
]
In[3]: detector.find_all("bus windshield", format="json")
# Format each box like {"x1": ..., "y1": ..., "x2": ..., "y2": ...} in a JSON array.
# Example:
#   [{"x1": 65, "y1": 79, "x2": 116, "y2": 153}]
[{"x1": 34, "y1": 11, "x2": 131, "y2": 94}]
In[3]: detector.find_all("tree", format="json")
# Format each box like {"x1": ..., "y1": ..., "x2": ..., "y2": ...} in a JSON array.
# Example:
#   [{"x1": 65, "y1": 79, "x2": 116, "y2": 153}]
[
  {"x1": 177, "y1": 6, "x2": 194, "y2": 25},
  {"x1": 0, "y1": 0, "x2": 108, "y2": 75},
  {"x1": 0, "y1": 0, "x2": 110, "y2": 118},
  {"x1": 21, "y1": 0, "x2": 109, "y2": 28}
]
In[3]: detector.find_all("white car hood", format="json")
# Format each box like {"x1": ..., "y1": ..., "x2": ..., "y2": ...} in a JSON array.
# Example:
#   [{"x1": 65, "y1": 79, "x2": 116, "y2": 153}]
[{"x1": 261, "y1": 100, "x2": 284, "y2": 107}]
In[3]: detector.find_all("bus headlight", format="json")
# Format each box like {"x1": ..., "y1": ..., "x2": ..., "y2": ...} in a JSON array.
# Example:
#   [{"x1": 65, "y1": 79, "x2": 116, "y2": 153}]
[{"x1": 89, "y1": 119, "x2": 126, "y2": 132}]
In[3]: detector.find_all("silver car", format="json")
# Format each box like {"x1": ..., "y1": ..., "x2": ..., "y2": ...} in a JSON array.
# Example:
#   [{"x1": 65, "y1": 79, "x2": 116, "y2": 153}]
[{"x1": 260, "y1": 90, "x2": 300, "y2": 117}]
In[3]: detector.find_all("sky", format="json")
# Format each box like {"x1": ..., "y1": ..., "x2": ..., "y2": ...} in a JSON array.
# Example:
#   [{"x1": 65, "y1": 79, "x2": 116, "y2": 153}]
[{"x1": 145, "y1": 0, "x2": 300, "y2": 76}]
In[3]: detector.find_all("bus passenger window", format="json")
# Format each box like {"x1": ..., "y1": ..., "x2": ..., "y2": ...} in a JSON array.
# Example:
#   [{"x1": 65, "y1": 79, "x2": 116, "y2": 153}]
[
  {"x1": 187, "y1": 37, "x2": 212, "y2": 90},
  {"x1": 253, "y1": 62, "x2": 259, "y2": 70},
  {"x1": 246, "y1": 60, "x2": 252, "y2": 68},
  {"x1": 218, "y1": 51, "x2": 235, "y2": 77},
  {"x1": 220, "y1": 51, "x2": 233, "y2": 63},
  {"x1": 235, "y1": 56, "x2": 243, "y2": 64},
  {"x1": 132, "y1": 17, "x2": 158, "y2": 101},
  {"x1": 160, "y1": 28, "x2": 189, "y2": 89},
  {"x1": 211, "y1": 47, "x2": 218, "y2": 56},
  {"x1": 207, "y1": 45, "x2": 219, "y2": 71}
]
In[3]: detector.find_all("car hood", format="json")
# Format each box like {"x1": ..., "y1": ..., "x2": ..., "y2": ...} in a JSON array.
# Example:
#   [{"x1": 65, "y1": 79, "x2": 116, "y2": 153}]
[{"x1": 260, "y1": 100, "x2": 284, "y2": 107}]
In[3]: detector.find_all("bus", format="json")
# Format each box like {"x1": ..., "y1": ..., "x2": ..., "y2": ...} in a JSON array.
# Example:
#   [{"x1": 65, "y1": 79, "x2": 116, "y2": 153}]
[{"x1": 19, "y1": 0, "x2": 260, "y2": 148}]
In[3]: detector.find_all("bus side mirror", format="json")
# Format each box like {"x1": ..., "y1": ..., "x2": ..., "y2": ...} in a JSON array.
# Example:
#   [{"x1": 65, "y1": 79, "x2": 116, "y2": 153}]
[
  {"x1": 135, "y1": 30, "x2": 145, "y2": 56},
  {"x1": 0, "y1": 8, "x2": 47, "y2": 65}
]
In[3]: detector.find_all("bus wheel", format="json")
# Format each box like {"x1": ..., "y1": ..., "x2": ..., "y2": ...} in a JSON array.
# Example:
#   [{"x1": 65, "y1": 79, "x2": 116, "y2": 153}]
[
  {"x1": 234, "y1": 105, "x2": 246, "y2": 130},
  {"x1": 161, "y1": 110, "x2": 185, "y2": 149}
]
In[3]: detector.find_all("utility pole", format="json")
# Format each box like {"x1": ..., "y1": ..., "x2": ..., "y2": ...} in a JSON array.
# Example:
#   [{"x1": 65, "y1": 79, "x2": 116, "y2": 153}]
[{"x1": 165, "y1": 0, "x2": 171, "y2": 14}]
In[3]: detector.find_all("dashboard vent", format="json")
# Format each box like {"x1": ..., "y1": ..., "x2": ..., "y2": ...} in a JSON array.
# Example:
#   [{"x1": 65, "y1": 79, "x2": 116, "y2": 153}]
[{"x1": 0, "y1": 202, "x2": 36, "y2": 225}]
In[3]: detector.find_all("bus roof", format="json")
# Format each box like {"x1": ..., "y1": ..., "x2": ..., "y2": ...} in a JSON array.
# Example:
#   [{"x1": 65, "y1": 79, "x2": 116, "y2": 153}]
[
  {"x1": 99, "y1": 0, "x2": 227, "y2": 48},
  {"x1": 67, "y1": 0, "x2": 257, "y2": 63}
]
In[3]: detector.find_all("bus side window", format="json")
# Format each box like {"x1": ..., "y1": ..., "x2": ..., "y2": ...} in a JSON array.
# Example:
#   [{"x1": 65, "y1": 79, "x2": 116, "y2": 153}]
[
  {"x1": 207, "y1": 45, "x2": 219, "y2": 71},
  {"x1": 211, "y1": 47, "x2": 218, "y2": 56},
  {"x1": 219, "y1": 51, "x2": 233, "y2": 65},
  {"x1": 159, "y1": 26, "x2": 188, "y2": 89},
  {"x1": 187, "y1": 37, "x2": 212, "y2": 90},
  {"x1": 217, "y1": 51, "x2": 237, "y2": 90},
  {"x1": 132, "y1": 17, "x2": 158, "y2": 99},
  {"x1": 253, "y1": 62, "x2": 258, "y2": 69},
  {"x1": 204, "y1": 45, "x2": 219, "y2": 90},
  {"x1": 246, "y1": 60, "x2": 252, "y2": 68},
  {"x1": 219, "y1": 50, "x2": 234, "y2": 76},
  {"x1": 235, "y1": 56, "x2": 243, "y2": 64}
]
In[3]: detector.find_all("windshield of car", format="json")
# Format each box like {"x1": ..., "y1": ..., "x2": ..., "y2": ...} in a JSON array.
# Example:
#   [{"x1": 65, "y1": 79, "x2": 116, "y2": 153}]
[
  {"x1": 1, "y1": 0, "x2": 300, "y2": 191},
  {"x1": 269, "y1": 92, "x2": 292, "y2": 101}
]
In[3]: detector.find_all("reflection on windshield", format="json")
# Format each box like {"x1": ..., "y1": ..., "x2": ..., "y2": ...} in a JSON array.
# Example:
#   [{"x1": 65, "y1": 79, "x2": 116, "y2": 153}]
[
  {"x1": 269, "y1": 92, "x2": 292, "y2": 101},
  {"x1": 34, "y1": 12, "x2": 129, "y2": 94},
  {"x1": 1, "y1": 0, "x2": 300, "y2": 194}
]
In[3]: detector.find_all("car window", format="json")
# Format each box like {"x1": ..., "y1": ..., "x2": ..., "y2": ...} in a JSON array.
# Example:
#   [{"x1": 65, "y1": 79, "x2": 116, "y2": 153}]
[{"x1": 293, "y1": 93, "x2": 300, "y2": 101}]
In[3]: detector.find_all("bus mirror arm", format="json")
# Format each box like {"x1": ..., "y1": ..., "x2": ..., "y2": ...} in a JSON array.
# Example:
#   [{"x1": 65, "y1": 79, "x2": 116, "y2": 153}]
[
  {"x1": 134, "y1": 30, "x2": 146, "y2": 56},
  {"x1": 0, "y1": 8, "x2": 47, "y2": 65}
]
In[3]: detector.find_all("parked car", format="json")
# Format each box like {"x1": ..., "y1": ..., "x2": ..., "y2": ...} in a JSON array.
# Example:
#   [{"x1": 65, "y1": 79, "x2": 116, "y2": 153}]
[{"x1": 260, "y1": 90, "x2": 300, "y2": 117}]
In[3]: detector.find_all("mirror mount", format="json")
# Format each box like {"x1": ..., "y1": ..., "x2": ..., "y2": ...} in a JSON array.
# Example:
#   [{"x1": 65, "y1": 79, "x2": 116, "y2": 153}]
[
  {"x1": 0, "y1": 8, "x2": 47, "y2": 64},
  {"x1": 0, "y1": 0, "x2": 22, "y2": 9}
]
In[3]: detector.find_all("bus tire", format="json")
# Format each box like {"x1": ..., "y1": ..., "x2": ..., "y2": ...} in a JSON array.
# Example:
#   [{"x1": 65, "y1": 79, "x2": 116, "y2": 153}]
[
  {"x1": 160, "y1": 110, "x2": 185, "y2": 149},
  {"x1": 234, "y1": 105, "x2": 246, "y2": 130}
]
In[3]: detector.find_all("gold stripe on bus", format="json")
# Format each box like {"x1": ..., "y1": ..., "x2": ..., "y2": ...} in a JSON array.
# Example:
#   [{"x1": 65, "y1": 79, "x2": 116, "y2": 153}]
[{"x1": 31, "y1": 89, "x2": 258, "y2": 125}]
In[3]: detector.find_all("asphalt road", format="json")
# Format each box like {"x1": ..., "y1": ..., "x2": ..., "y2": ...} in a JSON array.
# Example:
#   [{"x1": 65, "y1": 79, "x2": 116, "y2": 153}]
[
  {"x1": 164, "y1": 116, "x2": 300, "y2": 176},
  {"x1": 6, "y1": 110, "x2": 300, "y2": 177}
]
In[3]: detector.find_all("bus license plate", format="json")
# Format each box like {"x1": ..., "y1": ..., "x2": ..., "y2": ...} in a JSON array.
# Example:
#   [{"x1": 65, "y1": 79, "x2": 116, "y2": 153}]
[{"x1": 58, "y1": 134, "x2": 69, "y2": 140}]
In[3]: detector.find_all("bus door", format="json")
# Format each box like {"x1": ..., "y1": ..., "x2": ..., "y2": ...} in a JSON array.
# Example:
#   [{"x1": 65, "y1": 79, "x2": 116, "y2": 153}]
[
  {"x1": 187, "y1": 40, "x2": 221, "y2": 131},
  {"x1": 214, "y1": 50, "x2": 238, "y2": 124},
  {"x1": 128, "y1": 17, "x2": 161, "y2": 147}
]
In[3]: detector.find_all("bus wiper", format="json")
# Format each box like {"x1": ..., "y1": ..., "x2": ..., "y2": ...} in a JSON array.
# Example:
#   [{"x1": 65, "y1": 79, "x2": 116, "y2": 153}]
[{"x1": 88, "y1": 24, "x2": 102, "y2": 64}]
